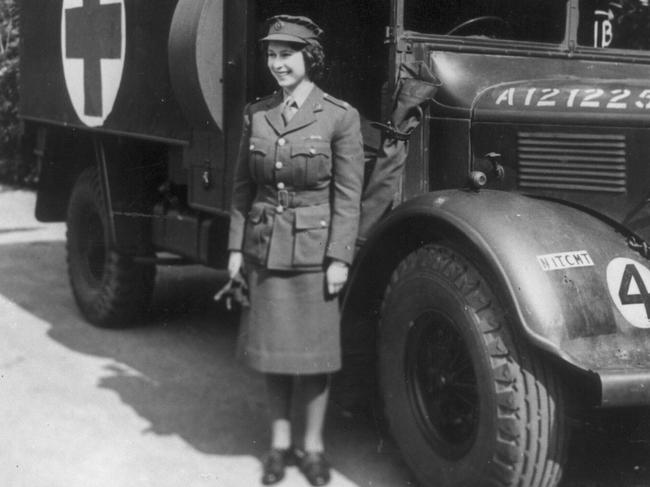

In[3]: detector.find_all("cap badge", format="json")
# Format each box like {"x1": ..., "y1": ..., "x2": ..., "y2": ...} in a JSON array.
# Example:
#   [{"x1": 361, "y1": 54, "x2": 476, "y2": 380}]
[{"x1": 273, "y1": 20, "x2": 283, "y2": 31}]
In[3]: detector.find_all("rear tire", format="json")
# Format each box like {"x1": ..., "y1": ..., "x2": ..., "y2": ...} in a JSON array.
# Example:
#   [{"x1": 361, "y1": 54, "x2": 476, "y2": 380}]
[
  {"x1": 66, "y1": 167, "x2": 155, "y2": 327},
  {"x1": 378, "y1": 244, "x2": 568, "y2": 487}
]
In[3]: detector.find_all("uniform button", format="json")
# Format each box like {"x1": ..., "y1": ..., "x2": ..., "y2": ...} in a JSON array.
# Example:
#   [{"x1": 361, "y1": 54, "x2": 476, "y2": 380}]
[
  {"x1": 320, "y1": 220, "x2": 327, "y2": 227},
  {"x1": 309, "y1": 148, "x2": 316, "y2": 155},
  {"x1": 275, "y1": 161, "x2": 283, "y2": 170},
  {"x1": 276, "y1": 205, "x2": 284, "y2": 213},
  {"x1": 249, "y1": 144, "x2": 255, "y2": 150},
  {"x1": 277, "y1": 182, "x2": 285, "y2": 190},
  {"x1": 278, "y1": 138, "x2": 286, "y2": 146}
]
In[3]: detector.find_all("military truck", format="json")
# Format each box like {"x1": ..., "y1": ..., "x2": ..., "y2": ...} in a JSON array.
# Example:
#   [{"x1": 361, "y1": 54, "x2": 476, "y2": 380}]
[{"x1": 18, "y1": 0, "x2": 650, "y2": 486}]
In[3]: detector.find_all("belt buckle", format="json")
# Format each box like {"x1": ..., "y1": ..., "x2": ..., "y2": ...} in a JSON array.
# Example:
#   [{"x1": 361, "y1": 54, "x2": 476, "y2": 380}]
[{"x1": 277, "y1": 189, "x2": 290, "y2": 207}]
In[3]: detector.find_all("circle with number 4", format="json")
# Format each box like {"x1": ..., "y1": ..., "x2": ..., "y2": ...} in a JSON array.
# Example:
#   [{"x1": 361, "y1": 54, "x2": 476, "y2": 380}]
[{"x1": 607, "y1": 258, "x2": 650, "y2": 329}]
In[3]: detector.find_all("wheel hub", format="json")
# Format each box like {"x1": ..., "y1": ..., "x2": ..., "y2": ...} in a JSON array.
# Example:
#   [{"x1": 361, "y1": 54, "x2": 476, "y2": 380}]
[{"x1": 406, "y1": 310, "x2": 479, "y2": 459}]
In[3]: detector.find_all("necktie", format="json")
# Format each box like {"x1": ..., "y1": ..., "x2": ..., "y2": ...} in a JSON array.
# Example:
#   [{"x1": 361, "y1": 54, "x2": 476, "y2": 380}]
[{"x1": 282, "y1": 97, "x2": 298, "y2": 125}]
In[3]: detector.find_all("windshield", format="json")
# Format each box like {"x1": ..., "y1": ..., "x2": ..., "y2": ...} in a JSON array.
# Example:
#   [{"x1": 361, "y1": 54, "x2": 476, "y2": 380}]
[
  {"x1": 578, "y1": 0, "x2": 650, "y2": 50},
  {"x1": 403, "y1": 0, "x2": 567, "y2": 44}
]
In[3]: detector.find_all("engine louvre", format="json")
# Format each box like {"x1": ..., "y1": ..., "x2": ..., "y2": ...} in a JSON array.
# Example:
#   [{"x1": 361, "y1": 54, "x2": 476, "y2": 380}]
[{"x1": 517, "y1": 132, "x2": 627, "y2": 194}]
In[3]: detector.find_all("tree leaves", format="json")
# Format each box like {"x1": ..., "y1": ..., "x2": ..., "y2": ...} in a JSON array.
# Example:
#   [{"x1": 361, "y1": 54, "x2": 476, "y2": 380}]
[{"x1": 0, "y1": 0, "x2": 19, "y2": 158}]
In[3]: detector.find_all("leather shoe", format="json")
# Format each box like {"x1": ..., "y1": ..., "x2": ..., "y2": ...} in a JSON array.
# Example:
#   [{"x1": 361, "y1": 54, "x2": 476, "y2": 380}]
[
  {"x1": 261, "y1": 448, "x2": 293, "y2": 485},
  {"x1": 297, "y1": 450, "x2": 331, "y2": 486}
]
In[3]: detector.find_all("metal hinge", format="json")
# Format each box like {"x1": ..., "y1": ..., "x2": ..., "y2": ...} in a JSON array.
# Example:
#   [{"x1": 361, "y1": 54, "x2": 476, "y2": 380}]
[
  {"x1": 385, "y1": 25, "x2": 409, "y2": 52},
  {"x1": 384, "y1": 25, "x2": 395, "y2": 44}
]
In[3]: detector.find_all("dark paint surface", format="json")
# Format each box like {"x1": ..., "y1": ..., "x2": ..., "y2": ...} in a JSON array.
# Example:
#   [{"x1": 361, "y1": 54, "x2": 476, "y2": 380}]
[
  {"x1": 423, "y1": 47, "x2": 650, "y2": 240},
  {"x1": 378, "y1": 190, "x2": 650, "y2": 385},
  {"x1": 20, "y1": 0, "x2": 189, "y2": 142}
]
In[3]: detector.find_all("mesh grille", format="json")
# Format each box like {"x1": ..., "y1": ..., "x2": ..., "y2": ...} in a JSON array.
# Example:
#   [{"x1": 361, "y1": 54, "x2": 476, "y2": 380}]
[{"x1": 517, "y1": 132, "x2": 627, "y2": 194}]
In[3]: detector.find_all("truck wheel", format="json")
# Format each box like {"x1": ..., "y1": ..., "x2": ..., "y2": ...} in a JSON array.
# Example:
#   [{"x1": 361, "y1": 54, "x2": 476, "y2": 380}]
[
  {"x1": 66, "y1": 167, "x2": 155, "y2": 327},
  {"x1": 379, "y1": 244, "x2": 567, "y2": 487}
]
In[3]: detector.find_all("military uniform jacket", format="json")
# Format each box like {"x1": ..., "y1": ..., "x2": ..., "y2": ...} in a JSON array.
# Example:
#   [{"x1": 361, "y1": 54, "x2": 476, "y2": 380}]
[{"x1": 228, "y1": 86, "x2": 364, "y2": 271}]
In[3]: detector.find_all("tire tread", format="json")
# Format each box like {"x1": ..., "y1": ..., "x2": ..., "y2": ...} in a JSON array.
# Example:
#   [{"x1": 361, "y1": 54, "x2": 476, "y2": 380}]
[
  {"x1": 379, "y1": 244, "x2": 567, "y2": 487},
  {"x1": 66, "y1": 167, "x2": 155, "y2": 327}
]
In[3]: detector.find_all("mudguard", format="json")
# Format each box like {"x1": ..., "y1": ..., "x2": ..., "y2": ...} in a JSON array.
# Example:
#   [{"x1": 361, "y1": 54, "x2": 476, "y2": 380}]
[{"x1": 355, "y1": 189, "x2": 650, "y2": 406}]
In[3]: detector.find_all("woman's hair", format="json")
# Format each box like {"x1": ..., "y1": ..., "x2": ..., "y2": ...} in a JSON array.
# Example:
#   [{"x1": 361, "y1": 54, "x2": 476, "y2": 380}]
[
  {"x1": 263, "y1": 41, "x2": 326, "y2": 83},
  {"x1": 301, "y1": 42, "x2": 325, "y2": 83}
]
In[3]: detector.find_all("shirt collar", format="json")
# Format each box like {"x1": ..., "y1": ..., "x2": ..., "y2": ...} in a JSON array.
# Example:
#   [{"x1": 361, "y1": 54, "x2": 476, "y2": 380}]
[{"x1": 283, "y1": 80, "x2": 315, "y2": 108}]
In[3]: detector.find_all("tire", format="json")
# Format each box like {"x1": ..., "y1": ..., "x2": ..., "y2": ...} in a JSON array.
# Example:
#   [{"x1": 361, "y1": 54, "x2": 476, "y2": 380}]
[
  {"x1": 378, "y1": 244, "x2": 568, "y2": 487},
  {"x1": 66, "y1": 167, "x2": 155, "y2": 327}
]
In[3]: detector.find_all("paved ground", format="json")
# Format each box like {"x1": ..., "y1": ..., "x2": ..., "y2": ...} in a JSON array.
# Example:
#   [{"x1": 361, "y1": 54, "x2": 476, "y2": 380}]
[
  {"x1": 2, "y1": 186, "x2": 650, "y2": 487},
  {"x1": 0, "y1": 187, "x2": 413, "y2": 487}
]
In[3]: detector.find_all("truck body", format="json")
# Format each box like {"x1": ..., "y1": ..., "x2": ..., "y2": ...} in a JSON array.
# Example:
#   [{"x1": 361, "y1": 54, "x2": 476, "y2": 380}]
[{"x1": 18, "y1": 1, "x2": 650, "y2": 486}]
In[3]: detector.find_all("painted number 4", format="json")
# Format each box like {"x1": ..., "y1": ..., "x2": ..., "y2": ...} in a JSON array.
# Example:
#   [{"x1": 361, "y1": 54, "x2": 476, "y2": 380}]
[
  {"x1": 607, "y1": 258, "x2": 650, "y2": 329},
  {"x1": 618, "y1": 264, "x2": 650, "y2": 319}
]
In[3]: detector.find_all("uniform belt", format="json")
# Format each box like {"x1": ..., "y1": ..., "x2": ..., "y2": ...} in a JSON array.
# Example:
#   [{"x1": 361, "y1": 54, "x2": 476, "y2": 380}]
[{"x1": 257, "y1": 186, "x2": 330, "y2": 209}]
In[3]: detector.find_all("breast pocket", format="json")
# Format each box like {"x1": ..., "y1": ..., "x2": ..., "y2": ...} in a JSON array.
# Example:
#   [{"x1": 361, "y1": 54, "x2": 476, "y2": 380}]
[
  {"x1": 248, "y1": 137, "x2": 270, "y2": 183},
  {"x1": 291, "y1": 141, "x2": 331, "y2": 187},
  {"x1": 293, "y1": 203, "x2": 331, "y2": 267},
  {"x1": 243, "y1": 204, "x2": 270, "y2": 263}
]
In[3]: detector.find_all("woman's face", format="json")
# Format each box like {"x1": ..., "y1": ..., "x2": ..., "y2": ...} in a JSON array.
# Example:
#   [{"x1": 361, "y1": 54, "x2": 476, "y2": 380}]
[{"x1": 267, "y1": 41, "x2": 308, "y2": 91}]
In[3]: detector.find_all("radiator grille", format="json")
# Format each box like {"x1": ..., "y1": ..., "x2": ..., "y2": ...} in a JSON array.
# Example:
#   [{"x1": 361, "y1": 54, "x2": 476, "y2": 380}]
[{"x1": 517, "y1": 132, "x2": 627, "y2": 194}]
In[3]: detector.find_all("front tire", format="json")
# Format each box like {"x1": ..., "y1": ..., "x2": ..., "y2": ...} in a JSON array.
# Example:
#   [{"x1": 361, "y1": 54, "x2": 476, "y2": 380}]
[
  {"x1": 66, "y1": 167, "x2": 155, "y2": 327},
  {"x1": 378, "y1": 244, "x2": 567, "y2": 487}
]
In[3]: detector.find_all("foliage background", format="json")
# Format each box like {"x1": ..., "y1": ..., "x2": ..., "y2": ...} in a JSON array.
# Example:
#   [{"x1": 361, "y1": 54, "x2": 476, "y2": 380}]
[{"x1": 0, "y1": 0, "x2": 20, "y2": 183}]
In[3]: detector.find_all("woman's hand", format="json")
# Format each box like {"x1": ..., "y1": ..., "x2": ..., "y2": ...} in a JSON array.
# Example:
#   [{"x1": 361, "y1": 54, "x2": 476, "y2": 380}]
[
  {"x1": 228, "y1": 251, "x2": 243, "y2": 279},
  {"x1": 326, "y1": 260, "x2": 349, "y2": 295}
]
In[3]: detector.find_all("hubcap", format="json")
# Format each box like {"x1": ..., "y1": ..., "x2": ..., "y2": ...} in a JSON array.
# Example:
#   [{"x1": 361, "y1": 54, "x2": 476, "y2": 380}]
[{"x1": 406, "y1": 310, "x2": 479, "y2": 459}]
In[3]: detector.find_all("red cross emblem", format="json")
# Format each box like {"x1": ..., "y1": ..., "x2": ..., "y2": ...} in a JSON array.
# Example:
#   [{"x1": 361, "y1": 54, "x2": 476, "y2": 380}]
[{"x1": 61, "y1": 0, "x2": 125, "y2": 126}]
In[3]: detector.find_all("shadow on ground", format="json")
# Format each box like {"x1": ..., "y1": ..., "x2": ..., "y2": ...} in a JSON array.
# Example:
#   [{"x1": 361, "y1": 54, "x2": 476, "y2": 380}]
[
  {"x1": 563, "y1": 420, "x2": 650, "y2": 487},
  {"x1": 3, "y1": 240, "x2": 650, "y2": 486},
  {"x1": 0, "y1": 239, "x2": 412, "y2": 486},
  {"x1": 2, "y1": 238, "x2": 650, "y2": 486}
]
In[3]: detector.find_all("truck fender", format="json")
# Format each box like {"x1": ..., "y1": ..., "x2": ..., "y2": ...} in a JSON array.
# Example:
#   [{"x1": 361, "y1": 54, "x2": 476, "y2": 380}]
[{"x1": 345, "y1": 189, "x2": 650, "y2": 402}]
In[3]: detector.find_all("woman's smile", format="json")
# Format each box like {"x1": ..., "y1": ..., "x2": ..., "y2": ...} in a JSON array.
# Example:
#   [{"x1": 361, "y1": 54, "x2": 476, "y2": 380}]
[{"x1": 267, "y1": 41, "x2": 307, "y2": 91}]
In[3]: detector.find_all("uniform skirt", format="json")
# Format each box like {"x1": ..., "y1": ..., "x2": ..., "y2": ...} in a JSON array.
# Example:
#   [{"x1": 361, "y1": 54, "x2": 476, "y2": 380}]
[{"x1": 237, "y1": 262, "x2": 342, "y2": 374}]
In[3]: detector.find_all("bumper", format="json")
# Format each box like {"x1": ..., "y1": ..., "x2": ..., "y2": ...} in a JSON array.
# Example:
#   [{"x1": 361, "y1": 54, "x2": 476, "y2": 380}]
[{"x1": 599, "y1": 369, "x2": 650, "y2": 407}]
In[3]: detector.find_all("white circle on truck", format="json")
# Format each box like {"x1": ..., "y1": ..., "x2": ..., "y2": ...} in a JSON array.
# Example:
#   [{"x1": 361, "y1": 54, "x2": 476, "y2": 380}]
[
  {"x1": 607, "y1": 257, "x2": 650, "y2": 329},
  {"x1": 60, "y1": 0, "x2": 126, "y2": 127}
]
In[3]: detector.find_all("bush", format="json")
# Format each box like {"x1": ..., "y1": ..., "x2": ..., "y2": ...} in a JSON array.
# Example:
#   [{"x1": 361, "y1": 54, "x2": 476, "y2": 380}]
[{"x1": 0, "y1": 0, "x2": 21, "y2": 183}]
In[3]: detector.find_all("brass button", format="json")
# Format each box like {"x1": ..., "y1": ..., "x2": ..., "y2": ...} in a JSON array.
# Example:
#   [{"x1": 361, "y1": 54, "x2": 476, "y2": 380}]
[
  {"x1": 277, "y1": 182, "x2": 285, "y2": 190},
  {"x1": 309, "y1": 148, "x2": 316, "y2": 155},
  {"x1": 276, "y1": 205, "x2": 284, "y2": 213},
  {"x1": 278, "y1": 138, "x2": 286, "y2": 146},
  {"x1": 249, "y1": 144, "x2": 255, "y2": 150},
  {"x1": 275, "y1": 161, "x2": 283, "y2": 170},
  {"x1": 320, "y1": 220, "x2": 327, "y2": 227}
]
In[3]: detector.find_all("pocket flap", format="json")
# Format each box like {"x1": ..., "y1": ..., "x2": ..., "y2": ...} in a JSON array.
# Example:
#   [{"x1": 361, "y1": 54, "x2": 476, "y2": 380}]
[
  {"x1": 295, "y1": 204, "x2": 330, "y2": 230},
  {"x1": 291, "y1": 142, "x2": 331, "y2": 158},
  {"x1": 249, "y1": 137, "x2": 268, "y2": 155},
  {"x1": 247, "y1": 205, "x2": 265, "y2": 224}
]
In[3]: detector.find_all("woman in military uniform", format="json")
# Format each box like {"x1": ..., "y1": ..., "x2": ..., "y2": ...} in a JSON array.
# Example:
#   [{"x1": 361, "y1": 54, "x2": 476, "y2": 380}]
[{"x1": 227, "y1": 14, "x2": 364, "y2": 487}]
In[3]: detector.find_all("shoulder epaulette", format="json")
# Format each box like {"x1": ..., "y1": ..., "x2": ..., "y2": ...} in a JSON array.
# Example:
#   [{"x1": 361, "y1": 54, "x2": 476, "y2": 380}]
[
  {"x1": 323, "y1": 93, "x2": 350, "y2": 111},
  {"x1": 255, "y1": 92, "x2": 276, "y2": 103},
  {"x1": 251, "y1": 92, "x2": 278, "y2": 109}
]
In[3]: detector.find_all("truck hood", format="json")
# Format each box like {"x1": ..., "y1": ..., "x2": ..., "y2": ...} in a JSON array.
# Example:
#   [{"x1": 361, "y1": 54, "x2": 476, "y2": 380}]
[{"x1": 473, "y1": 77, "x2": 650, "y2": 127}]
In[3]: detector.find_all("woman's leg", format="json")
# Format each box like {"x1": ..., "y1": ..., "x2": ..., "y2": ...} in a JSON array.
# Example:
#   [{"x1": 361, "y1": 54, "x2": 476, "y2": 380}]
[
  {"x1": 265, "y1": 373, "x2": 294, "y2": 450},
  {"x1": 295, "y1": 373, "x2": 330, "y2": 452}
]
